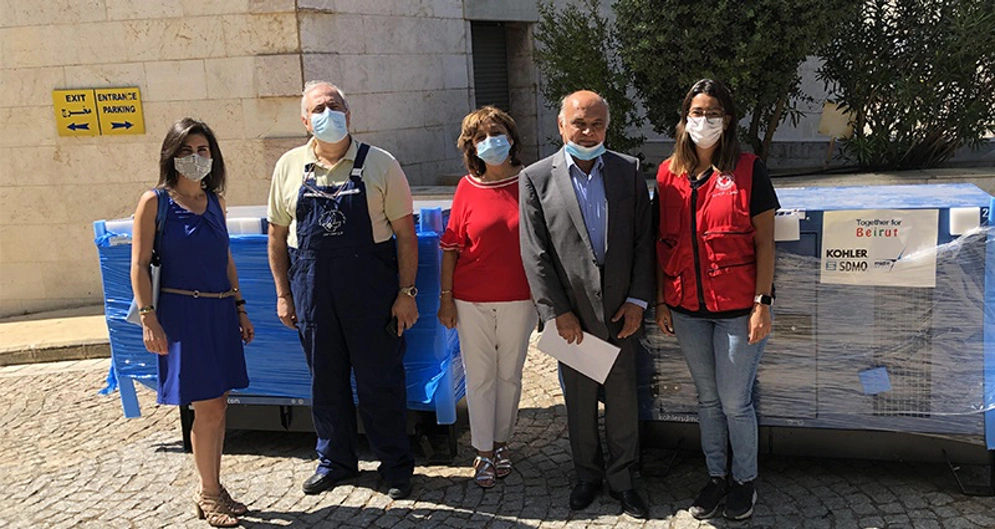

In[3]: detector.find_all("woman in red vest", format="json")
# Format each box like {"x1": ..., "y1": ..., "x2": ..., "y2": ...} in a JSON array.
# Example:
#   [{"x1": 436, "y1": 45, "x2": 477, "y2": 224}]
[{"x1": 654, "y1": 79, "x2": 779, "y2": 521}]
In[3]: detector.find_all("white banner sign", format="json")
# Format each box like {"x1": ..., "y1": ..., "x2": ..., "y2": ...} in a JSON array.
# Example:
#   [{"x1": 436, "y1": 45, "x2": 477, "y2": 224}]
[{"x1": 820, "y1": 209, "x2": 939, "y2": 288}]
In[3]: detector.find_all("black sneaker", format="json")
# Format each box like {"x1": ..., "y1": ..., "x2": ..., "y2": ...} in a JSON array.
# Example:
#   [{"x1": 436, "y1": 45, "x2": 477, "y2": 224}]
[
  {"x1": 688, "y1": 477, "x2": 727, "y2": 520},
  {"x1": 724, "y1": 480, "x2": 757, "y2": 520}
]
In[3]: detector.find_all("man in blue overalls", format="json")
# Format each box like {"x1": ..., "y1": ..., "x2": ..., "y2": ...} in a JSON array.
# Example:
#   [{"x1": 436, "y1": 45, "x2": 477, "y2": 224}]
[{"x1": 267, "y1": 81, "x2": 419, "y2": 499}]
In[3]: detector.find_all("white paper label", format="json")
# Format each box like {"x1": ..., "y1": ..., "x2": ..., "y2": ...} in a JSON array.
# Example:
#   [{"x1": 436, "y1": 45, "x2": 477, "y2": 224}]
[
  {"x1": 774, "y1": 209, "x2": 803, "y2": 242},
  {"x1": 820, "y1": 209, "x2": 938, "y2": 288}
]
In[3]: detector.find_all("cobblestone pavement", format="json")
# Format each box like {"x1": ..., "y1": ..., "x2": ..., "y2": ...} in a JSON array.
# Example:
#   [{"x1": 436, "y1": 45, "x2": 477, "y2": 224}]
[{"x1": 1, "y1": 348, "x2": 993, "y2": 529}]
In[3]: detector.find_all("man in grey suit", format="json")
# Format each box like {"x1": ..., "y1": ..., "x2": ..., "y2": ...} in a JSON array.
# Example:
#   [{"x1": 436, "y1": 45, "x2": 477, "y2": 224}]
[{"x1": 519, "y1": 90, "x2": 654, "y2": 518}]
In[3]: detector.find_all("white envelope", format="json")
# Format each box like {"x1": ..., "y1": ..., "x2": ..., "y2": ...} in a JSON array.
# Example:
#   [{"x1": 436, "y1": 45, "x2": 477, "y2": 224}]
[{"x1": 536, "y1": 319, "x2": 622, "y2": 384}]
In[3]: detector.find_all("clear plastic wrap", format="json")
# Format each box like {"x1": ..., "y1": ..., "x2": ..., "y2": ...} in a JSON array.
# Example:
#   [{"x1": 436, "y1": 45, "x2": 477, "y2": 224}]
[
  {"x1": 638, "y1": 184, "x2": 995, "y2": 449},
  {"x1": 93, "y1": 205, "x2": 464, "y2": 424}
]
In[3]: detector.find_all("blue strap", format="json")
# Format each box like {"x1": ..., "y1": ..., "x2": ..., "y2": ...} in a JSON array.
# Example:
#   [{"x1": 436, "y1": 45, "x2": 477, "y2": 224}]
[
  {"x1": 350, "y1": 143, "x2": 371, "y2": 179},
  {"x1": 152, "y1": 188, "x2": 168, "y2": 260}
]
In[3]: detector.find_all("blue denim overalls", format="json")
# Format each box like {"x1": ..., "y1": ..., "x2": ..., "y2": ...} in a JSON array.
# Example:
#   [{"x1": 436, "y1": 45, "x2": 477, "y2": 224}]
[{"x1": 290, "y1": 142, "x2": 414, "y2": 483}]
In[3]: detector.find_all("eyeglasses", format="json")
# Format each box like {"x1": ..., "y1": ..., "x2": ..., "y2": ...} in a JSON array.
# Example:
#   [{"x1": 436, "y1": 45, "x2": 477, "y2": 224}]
[{"x1": 688, "y1": 109, "x2": 725, "y2": 119}]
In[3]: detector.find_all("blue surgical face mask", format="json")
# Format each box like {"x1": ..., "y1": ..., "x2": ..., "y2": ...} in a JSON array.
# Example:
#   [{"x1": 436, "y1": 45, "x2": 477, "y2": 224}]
[
  {"x1": 475, "y1": 134, "x2": 512, "y2": 166},
  {"x1": 310, "y1": 108, "x2": 349, "y2": 144},
  {"x1": 564, "y1": 141, "x2": 606, "y2": 161}
]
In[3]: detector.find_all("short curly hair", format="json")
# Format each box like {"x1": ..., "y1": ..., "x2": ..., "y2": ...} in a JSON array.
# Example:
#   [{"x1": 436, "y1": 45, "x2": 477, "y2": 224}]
[{"x1": 457, "y1": 106, "x2": 522, "y2": 177}]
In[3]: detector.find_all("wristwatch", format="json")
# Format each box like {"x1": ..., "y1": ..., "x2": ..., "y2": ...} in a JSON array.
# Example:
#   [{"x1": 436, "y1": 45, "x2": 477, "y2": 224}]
[
  {"x1": 400, "y1": 286, "x2": 418, "y2": 298},
  {"x1": 754, "y1": 294, "x2": 773, "y2": 306}
]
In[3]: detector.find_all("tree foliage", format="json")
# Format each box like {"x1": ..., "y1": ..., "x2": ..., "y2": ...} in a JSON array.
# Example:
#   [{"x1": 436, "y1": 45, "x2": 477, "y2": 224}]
[
  {"x1": 818, "y1": 0, "x2": 995, "y2": 169},
  {"x1": 614, "y1": 0, "x2": 854, "y2": 161},
  {"x1": 533, "y1": 0, "x2": 644, "y2": 153}
]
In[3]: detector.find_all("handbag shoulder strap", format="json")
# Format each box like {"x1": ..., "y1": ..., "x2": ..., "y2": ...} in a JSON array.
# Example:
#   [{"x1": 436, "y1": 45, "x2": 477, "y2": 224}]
[{"x1": 152, "y1": 188, "x2": 168, "y2": 253}]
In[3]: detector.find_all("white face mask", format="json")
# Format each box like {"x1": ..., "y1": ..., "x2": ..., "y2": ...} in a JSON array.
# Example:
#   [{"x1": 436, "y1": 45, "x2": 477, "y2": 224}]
[
  {"x1": 174, "y1": 153, "x2": 213, "y2": 181},
  {"x1": 686, "y1": 116, "x2": 725, "y2": 149}
]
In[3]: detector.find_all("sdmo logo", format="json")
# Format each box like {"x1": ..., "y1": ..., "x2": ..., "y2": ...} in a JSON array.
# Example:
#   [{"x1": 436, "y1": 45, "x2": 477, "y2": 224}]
[{"x1": 825, "y1": 248, "x2": 868, "y2": 272}]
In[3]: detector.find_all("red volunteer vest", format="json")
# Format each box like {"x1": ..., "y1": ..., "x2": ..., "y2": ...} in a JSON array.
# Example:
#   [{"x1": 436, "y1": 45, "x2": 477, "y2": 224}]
[{"x1": 656, "y1": 153, "x2": 757, "y2": 312}]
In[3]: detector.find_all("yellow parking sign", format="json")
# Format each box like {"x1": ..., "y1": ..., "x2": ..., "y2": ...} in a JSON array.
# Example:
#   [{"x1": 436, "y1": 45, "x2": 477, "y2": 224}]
[
  {"x1": 52, "y1": 89, "x2": 99, "y2": 137},
  {"x1": 95, "y1": 87, "x2": 145, "y2": 135}
]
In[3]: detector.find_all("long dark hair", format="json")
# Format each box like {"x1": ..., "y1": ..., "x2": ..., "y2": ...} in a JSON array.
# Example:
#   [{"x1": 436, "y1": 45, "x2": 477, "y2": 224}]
[
  {"x1": 157, "y1": 118, "x2": 226, "y2": 194},
  {"x1": 669, "y1": 79, "x2": 741, "y2": 176},
  {"x1": 457, "y1": 106, "x2": 523, "y2": 177}
]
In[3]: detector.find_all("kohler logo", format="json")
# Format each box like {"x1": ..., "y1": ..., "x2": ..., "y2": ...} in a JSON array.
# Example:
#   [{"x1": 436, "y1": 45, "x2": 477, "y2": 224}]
[{"x1": 826, "y1": 248, "x2": 869, "y2": 258}]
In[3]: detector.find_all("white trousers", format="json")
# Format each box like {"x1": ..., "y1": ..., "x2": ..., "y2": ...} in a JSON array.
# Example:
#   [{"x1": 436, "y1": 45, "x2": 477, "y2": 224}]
[{"x1": 455, "y1": 299, "x2": 537, "y2": 452}]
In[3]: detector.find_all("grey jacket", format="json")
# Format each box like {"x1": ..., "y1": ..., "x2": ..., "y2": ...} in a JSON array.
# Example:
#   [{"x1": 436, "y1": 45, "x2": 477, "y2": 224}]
[{"x1": 519, "y1": 148, "x2": 654, "y2": 344}]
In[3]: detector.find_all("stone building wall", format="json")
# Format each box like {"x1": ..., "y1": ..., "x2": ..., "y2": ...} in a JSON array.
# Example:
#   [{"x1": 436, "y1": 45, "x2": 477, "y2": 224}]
[
  {"x1": 0, "y1": 0, "x2": 553, "y2": 317},
  {"x1": 297, "y1": 1, "x2": 474, "y2": 186},
  {"x1": 0, "y1": 0, "x2": 304, "y2": 316}
]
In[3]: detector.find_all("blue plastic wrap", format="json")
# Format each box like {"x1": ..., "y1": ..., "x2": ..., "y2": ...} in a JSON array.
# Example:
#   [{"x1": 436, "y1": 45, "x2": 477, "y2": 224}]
[
  {"x1": 638, "y1": 183, "x2": 995, "y2": 450},
  {"x1": 93, "y1": 237, "x2": 159, "y2": 386},
  {"x1": 94, "y1": 206, "x2": 464, "y2": 424}
]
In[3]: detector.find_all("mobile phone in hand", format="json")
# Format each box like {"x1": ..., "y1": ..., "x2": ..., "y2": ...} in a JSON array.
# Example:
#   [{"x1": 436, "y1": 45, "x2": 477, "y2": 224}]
[{"x1": 385, "y1": 316, "x2": 399, "y2": 336}]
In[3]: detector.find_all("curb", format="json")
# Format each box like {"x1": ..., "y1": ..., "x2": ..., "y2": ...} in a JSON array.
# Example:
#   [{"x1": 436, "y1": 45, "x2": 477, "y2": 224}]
[{"x1": 0, "y1": 342, "x2": 111, "y2": 367}]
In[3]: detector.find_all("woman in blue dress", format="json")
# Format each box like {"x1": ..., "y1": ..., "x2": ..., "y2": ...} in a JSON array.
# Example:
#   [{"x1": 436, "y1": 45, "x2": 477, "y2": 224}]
[{"x1": 131, "y1": 118, "x2": 253, "y2": 527}]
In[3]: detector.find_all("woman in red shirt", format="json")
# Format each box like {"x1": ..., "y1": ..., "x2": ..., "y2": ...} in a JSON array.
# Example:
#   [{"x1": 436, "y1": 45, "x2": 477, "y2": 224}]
[{"x1": 438, "y1": 107, "x2": 537, "y2": 489}]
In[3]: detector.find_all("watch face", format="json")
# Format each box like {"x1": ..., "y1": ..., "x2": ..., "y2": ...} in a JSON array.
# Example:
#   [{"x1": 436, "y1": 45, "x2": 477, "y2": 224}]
[{"x1": 755, "y1": 294, "x2": 773, "y2": 306}]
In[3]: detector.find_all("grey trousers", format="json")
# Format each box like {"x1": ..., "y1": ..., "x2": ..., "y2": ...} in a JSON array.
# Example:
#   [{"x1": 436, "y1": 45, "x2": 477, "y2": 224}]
[{"x1": 560, "y1": 338, "x2": 639, "y2": 491}]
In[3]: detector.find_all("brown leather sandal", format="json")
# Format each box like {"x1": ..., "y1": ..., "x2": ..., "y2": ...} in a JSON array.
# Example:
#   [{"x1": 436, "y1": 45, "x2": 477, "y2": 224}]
[
  {"x1": 494, "y1": 446, "x2": 513, "y2": 479},
  {"x1": 194, "y1": 492, "x2": 239, "y2": 527},
  {"x1": 219, "y1": 485, "x2": 248, "y2": 516},
  {"x1": 473, "y1": 456, "x2": 497, "y2": 489}
]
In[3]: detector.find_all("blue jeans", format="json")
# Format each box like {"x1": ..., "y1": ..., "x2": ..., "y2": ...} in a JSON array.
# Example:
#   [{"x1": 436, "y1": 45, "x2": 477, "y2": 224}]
[{"x1": 671, "y1": 311, "x2": 767, "y2": 483}]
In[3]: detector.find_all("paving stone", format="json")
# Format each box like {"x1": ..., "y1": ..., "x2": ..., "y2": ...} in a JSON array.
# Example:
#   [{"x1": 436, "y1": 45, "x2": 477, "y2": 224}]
[
  {"x1": 859, "y1": 516, "x2": 886, "y2": 528},
  {"x1": 901, "y1": 494, "x2": 930, "y2": 510},
  {"x1": 924, "y1": 491, "x2": 955, "y2": 506},
  {"x1": 882, "y1": 514, "x2": 911, "y2": 525},
  {"x1": 799, "y1": 503, "x2": 831, "y2": 518},
  {"x1": 933, "y1": 505, "x2": 960, "y2": 518},
  {"x1": 911, "y1": 519, "x2": 942, "y2": 529},
  {"x1": 964, "y1": 513, "x2": 995, "y2": 527},
  {"x1": 956, "y1": 500, "x2": 994, "y2": 515},
  {"x1": 801, "y1": 518, "x2": 832, "y2": 529},
  {"x1": 770, "y1": 514, "x2": 804, "y2": 527},
  {"x1": 944, "y1": 517, "x2": 982, "y2": 529},
  {"x1": 852, "y1": 500, "x2": 879, "y2": 515},
  {"x1": 845, "y1": 491, "x2": 873, "y2": 505},
  {"x1": 1, "y1": 355, "x2": 994, "y2": 528}
]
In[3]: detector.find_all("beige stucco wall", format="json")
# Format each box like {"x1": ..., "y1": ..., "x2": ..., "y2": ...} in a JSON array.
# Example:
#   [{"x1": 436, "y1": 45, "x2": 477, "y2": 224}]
[
  {"x1": 0, "y1": 0, "x2": 548, "y2": 317},
  {"x1": 296, "y1": 1, "x2": 474, "y2": 186},
  {"x1": 0, "y1": 0, "x2": 305, "y2": 317}
]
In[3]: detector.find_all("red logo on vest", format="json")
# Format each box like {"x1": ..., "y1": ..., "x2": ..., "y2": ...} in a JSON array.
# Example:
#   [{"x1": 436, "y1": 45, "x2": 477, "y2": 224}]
[{"x1": 716, "y1": 173, "x2": 735, "y2": 190}]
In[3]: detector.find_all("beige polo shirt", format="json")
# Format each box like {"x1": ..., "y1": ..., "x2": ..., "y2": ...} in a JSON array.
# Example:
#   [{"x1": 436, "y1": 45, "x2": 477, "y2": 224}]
[{"x1": 267, "y1": 137, "x2": 413, "y2": 248}]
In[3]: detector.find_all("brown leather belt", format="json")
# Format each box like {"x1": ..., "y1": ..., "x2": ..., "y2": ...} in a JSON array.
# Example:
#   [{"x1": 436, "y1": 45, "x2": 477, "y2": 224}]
[{"x1": 160, "y1": 287, "x2": 238, "y2": 299}]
